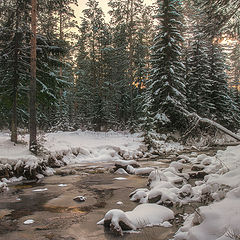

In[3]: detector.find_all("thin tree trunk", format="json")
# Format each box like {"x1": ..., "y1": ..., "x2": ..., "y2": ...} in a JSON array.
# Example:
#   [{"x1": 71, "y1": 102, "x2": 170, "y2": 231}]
[
  {"x1": 11, "y1": 4, "x2": 20, "y2": 143},
  {"x1": 29, "y1": 0, "x2": 37, "y2": 153},
  {"x1": 127, "y1": 0, "x2": 134, "y2": 124},
  {"x1": 59, "y1": 11, "x2": 63, "y2": 119},
  {"x1": 11, "y1": 33, "x2": 19, "y2": 143}
]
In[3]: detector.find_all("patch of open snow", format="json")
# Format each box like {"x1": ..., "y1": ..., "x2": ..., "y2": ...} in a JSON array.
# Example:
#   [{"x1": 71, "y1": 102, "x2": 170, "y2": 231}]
[{"x1": 0, "y1": 131, "x2": 145, "y2": 179}]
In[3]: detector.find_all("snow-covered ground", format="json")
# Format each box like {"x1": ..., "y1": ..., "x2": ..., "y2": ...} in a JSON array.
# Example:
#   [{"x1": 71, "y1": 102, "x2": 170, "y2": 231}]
[
  {"x1": 0, "y1": 130, "x2": 146, "y2": 185},
  {"x1": 0, "y1": 130, "x2": 145, "y2": 164}
]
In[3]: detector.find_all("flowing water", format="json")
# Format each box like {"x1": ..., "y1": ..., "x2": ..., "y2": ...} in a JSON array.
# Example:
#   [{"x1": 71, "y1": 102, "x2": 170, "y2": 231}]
[{"x1": 0, "y1": 149, "x2": 221, "y2": 240}]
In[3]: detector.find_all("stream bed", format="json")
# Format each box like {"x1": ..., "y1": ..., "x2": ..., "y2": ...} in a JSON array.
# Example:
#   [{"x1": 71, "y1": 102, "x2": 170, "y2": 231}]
[{"x1": 0, "y1": 149, "x2": 221, "y2": 240}]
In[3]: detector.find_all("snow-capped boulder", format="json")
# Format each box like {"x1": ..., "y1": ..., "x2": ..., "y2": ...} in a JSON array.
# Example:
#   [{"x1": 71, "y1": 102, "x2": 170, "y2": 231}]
[{"x1": 98, "y1": 204, "x2": 174, "y2": 236}]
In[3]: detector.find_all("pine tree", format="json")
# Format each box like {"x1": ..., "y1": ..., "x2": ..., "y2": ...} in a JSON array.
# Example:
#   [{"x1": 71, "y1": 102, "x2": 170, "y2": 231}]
[
  {"x1": 0, "y1": 0, "x2": 31, "y2": 142},
  {"x1": 0, "y1": 0, "x2": 76, "y2": 137},
  {"x1": 108, "y1": 0, "x2": 152, "y2": 128},
  {"x1": 146, "y1": 0, "x2": 187, "y2": 133},
  {"x1": 185, "y1": 3, "x2": 215, "y2": 118},
  {"x1": 76, "y1": 0, "x2": 113, "y2": 130},
  {"x1": 29, "y1": 0, "x2": 37, "y2": 153},
  {"x1": 197, "y1": 0, "x2": 240, "y2": 130},
  {"x1": 209, "y1": 43, "x2": 239, "y2": 130},
  {"x1": 230, "y1": 42, "x2": 240, "y2": 108}
]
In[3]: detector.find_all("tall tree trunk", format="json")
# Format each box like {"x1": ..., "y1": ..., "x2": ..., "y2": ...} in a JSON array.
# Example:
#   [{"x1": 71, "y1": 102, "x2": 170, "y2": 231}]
[
  {"x1": 11, "y1": 34, "x2": 19, "y2": 143},
  {"x1": 59, "y1": 11, "x2": 63, "y2": 119},
  {"x1": 11, "y1": 4, "x2": 20, "y2": 143},
  {"x1": 127, "y1": 0, "x2": 134, "y2": 124},
  {"x1": 29, "y1": 0, "x2": 37, "y2": 153}
]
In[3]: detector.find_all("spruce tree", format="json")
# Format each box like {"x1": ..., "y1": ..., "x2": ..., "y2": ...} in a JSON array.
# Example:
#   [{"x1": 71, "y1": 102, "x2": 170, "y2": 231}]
[
  {"x1": 209, "y1": 43, "x2": 240, "y2": 130},
  {"x1": 146, "y1": 0, "x2": 187, "y2": 133}
]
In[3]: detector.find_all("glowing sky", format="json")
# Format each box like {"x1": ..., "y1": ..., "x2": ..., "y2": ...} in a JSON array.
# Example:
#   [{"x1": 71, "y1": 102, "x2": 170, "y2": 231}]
[{"x1": 74, "y1": 0, "x2": 154, "y2": 21}]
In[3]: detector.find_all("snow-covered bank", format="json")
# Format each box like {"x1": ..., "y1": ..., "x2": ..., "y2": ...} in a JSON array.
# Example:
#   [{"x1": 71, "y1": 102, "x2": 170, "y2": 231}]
[
  {"x1": 0, "y1": 130, "x2": 146, "y2": 186},
  {"x1": 173, "y1": 145, "x2": 240, "y2": 240},
  {"x1": 43, "y1": 130, "x2": 146, "y2": 164}
]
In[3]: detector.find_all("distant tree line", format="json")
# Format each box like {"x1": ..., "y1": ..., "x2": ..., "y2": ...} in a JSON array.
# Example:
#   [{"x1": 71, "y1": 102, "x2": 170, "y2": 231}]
[{"x1": 0, "y1": 0, "x2": 239, "y2": 145}]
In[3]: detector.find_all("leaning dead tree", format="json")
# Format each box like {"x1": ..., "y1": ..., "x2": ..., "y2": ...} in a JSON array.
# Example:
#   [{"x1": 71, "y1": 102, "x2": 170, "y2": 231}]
[{"x1": 182, "y1": 110, "x2": 240, "y2": 142}]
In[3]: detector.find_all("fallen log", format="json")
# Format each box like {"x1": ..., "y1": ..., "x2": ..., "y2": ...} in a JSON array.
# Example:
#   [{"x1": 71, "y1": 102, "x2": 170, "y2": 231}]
[{"x1": 182, "y1": 110, "x2": 240, "y2": 142}]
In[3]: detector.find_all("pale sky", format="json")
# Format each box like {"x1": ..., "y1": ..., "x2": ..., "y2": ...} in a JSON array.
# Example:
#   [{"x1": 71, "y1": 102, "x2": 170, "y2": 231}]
[{"x1": 74, "y1": 0, "x2": 154, "y2": 21}]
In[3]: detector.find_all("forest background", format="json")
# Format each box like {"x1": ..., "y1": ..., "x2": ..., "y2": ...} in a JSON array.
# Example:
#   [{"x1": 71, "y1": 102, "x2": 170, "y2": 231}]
[{"x1": 0, "y1": 0, "x2": 239, "y2": 150}]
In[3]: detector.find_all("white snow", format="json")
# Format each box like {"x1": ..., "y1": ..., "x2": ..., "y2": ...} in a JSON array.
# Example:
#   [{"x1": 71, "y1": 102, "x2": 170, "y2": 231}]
[
  {"x1": 174, "y1": 145, "x2": 240, "y2": 240},
  {"x1": 0, "y1": 131, "x2": 144, "y2": 166},
  {"x1": 114, "y1": 168, "x2": 129, "y2": 175},
  {"x1": 58, "y1": 184, "x2": 67, "y2": 187},
  {"x1": 114, "y1": 177, "x2": 127, "y2": 180},
  {"x1": 0, "y1": 130, "x2": 144, "y2": 187},
  {"x1": 23, "y1": 219, "x2": 35, "y2": 225},
  {"x1": 32, "y1": 188, "x2": 48, "y2": 192},
  {"x1": 44, "y1": 130, "x2": 145, "y2": 164},
  {"x1": 0, "y1": 181, "x2": 8, "y2": 192},
  {"x1": 98, "y1": 203, "x2": 174, "y2": 235}
]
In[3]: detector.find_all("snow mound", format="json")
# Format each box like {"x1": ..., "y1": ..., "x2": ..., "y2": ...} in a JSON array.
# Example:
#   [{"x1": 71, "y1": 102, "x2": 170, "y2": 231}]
[{"x1": 98, "y1": 203, "x2": 174, "y2": 236}]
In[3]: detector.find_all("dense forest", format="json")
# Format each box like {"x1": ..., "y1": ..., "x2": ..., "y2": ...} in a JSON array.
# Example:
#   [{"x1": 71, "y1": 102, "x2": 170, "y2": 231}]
[{"x1": 0, "y1": 0, "x2": 239, "y2": 150}]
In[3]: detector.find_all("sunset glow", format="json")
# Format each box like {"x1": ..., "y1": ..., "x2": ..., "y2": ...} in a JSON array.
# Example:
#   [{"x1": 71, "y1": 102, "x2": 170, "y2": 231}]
[{"x1": 74, "y1": 0, "x2": 154, "y2": 21}]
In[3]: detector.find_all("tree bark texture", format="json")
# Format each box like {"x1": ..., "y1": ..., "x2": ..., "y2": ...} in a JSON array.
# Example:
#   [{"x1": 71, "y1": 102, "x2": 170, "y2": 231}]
[{"x1": 29, "y1": 0, "x2": 37, "y2": 153}]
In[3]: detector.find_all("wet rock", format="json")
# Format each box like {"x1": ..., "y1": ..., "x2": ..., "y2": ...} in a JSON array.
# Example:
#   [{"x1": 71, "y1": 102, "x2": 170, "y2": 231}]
[
  {"x1": 162, "y1": 200, "x2": 174, "y2": 207},
  {"x1": 189, "y1": 171, "x2": 207, "y2": 179},
  {"x1": 148, "y1": 194, "x2": 162, "y2": 203},
  {"x1": 191, "y1": 165, "x2": 205, "y2": 171},
  {"x1": 73, "y1": 196, "x2": 86, "y2": 202},
  {"x1": 55, "y1": 169, "x2": 77, "y2": 176}
]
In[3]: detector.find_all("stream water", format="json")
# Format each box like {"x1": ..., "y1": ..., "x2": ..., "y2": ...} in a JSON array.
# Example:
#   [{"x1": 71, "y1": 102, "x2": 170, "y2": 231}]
[{"x1": 0, "y1": 149, "x2": 222, "y2": 240}]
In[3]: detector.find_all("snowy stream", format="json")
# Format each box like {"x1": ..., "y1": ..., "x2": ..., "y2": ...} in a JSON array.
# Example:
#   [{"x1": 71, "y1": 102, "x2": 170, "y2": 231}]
[{"x1": 0, "y1": 150, "x2": 221, "y2": 240}]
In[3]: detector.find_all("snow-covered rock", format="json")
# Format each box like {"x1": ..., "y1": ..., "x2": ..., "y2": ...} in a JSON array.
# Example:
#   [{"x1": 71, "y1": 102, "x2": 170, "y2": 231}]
[
  {"x1": 0, "y1": 181, "x2": 8, "y2": 192},
  {"x1": 98, "y1": 203, "x2": 174, "y2": 236},
  {"x1": 174, "y1": 145, "x2": 240, "y2": 240}
]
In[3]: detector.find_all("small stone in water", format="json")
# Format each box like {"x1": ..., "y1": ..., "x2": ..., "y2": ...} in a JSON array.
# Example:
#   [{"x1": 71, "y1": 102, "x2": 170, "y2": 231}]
[
  {"x1": 73, "y1": 196, "x2": 86, "y2": 202},
  {"x1": 116, "y1": 201, "x2": 123, "y2": 205}
]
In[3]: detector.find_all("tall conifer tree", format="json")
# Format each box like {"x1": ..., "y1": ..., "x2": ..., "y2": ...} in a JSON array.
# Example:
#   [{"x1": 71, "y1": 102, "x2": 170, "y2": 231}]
[{"x1": 146, "y1": 0, "x2": 187, "y2": 133}]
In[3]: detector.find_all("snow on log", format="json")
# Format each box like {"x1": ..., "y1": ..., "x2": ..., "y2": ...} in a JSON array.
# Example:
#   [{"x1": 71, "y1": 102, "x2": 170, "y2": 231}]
[
  {"x1": 183, "y1": 110, "x2": 240, "y2": 142},
  {"x1": 97, "y1": 204, "x2": 174, "y2": 236}
]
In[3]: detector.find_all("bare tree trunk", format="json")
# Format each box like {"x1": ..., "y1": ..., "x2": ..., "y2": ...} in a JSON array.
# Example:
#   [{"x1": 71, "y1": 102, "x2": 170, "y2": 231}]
[
  {"x1": 11, "y1": 33, "x2": 19, "y2": 143},
  {"x1": 29, "y1": 0, "x2": 37, "y2": 153},
  {"x1": 127, "y1": 0, "x2": 134, "y2": 124},
  {"x1": 11, "y1": 3, "x2": 20, "y2": 143}
]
